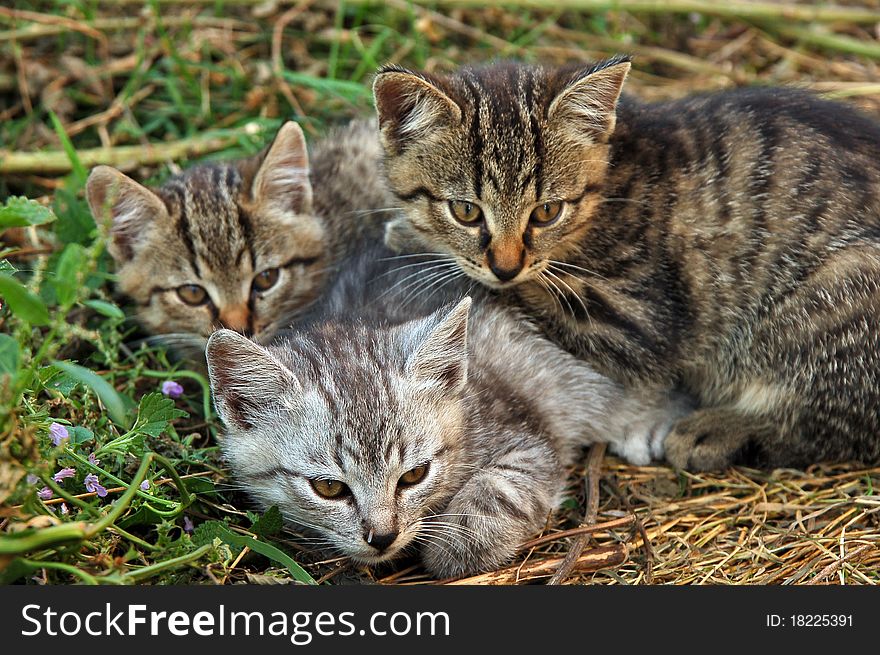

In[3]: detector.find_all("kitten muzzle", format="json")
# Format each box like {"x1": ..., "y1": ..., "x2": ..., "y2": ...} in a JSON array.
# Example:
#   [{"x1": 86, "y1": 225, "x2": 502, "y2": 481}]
[
  {"x1": 487, "y1": 247, "x2": 526, "y2": 282},
  {"x1": 219, "y1": 304, "x2": 253, "y2": 334},
  {"x1": 364, "y1": 528, "x2": 399, "y2": 553}
]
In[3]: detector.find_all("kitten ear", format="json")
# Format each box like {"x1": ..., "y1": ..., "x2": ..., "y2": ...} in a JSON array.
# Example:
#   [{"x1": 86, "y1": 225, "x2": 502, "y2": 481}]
[
  {"x1": 252, "y1": 121, "x2": 313, "y2": 214},
  {"x1": 406, "y1": 297, "x2": 471, "y2": 394},
  {"x1": 206, "y1": 329, "x2": 300, "y2": 431},
  {"x1": 373, "y1": 68, "x2": 462, "y2": 155},
  {"x1": 86, "y1": 165, "x2": 168, "y2": 261},
  {"x1": 548, "y1": 59, "x2": 631, "y2": 142}
]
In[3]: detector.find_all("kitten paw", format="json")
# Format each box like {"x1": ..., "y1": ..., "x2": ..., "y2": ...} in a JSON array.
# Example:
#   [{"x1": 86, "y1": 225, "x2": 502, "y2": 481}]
[
  {"x1": 664, "y1": 408, "x2": 772, "y2": 471},
  {"x1": 420, "y1": 528, "x2": 516, "y2": 579}
]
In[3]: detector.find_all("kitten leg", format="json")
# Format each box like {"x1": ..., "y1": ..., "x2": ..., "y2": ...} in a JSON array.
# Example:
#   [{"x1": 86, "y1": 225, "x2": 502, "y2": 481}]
[
  {"x1": 419, "y1": 443, "x2": 561, "y2": 579},
  {"x1": 602, "y1": 390, "x2": 695, "y2": 465},
  {"x1": 663, "y1": 408, "x2": 776, "y2": 471}
]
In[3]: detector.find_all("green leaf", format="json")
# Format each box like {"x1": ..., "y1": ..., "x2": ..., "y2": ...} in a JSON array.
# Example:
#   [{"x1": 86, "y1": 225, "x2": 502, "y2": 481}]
[
  {"x1": 52, "y1": 243, "x2": 87, "y2": 308},
  {"x1": 192, "y1": 520, "x2": 316, "y2": 585},
  {"x1": 40, "y1": 365, "x2": 79, "y2": 396},
  {"x1": 48, "y1": 111, "x2": 87, "y2": 185},
  {"x1": 68, "y1": 426, "x2": 95, "y2": 445},
  {"x1": 117, "y1": 504, "x2": 167, "y2": 529},
  {"x1": 0, "y1": 197, "x2": 57, "y2": 229},
  {"x1": 0, "y1": 558, "x2": 32, "y2": 585},
  {"x1": 182, "y1": 476, "x2": 215, "y2": 495},
  {"x1": 52, "y1": 186, "x2": 96, "y2": 246},
  {"x1": 132, "y1": 392, "x2": 187, "y2": 437},
  {"x1": 0, "y1": 334, "x2": 20, "y2": 381},
  {"x1": 53, "y1": 360, "x2": 129, "y2": 427},
  {"x1": 83, "y1": 299, "x2": 125, "y2": 320},
  {"x1": 0, "y1": 273, "x2": 50, "y2": 326},
  {"x1": 250, "y1": 506, "x2": 283, "y2": 539}
]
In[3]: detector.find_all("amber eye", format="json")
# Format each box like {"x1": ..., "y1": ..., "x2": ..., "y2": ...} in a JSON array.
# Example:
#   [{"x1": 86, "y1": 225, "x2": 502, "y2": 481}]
[
  {"x1": 448, "y1": 200, "x2": 483, "y2": 225},
  {"x1": 398, "y1": 464, "x2": 429, "y2": 487},
  {"x1": 176, "y1": 284, "x2": 208, "y2": 306},
  {"x1": 252, "y1": 267, "x2": 280, "y2": 292},
  {"x1": 311, "y1": 479, "x2": 350, "y2": 499},
  {"x1": 529, "y1": 201, "x2": 563, "y2": 225}
]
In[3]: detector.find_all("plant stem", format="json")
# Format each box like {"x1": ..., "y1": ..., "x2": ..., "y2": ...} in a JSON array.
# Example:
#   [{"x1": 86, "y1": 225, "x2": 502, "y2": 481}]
[
  {"x1": 124, "y1": 543, "x2": 214, "y2": 582},
  {"x1": 16, "y1": 558, "x2": 100, "y2": 585},
  {"x1": 773, "y1": 23, "x2": 880, "y2": 59},
  {"x1": 0, "y1": 133, "x2": 241, "y2": 175},
  {"x1": 406, "y1": 0, "x2": 880, "y2": 24},
  {"x1": 141, "y1": 369, "x2": 213, "y2": 423},
  {"x1": 0, "y1": 523, "x2": 87, "y2": 554}
]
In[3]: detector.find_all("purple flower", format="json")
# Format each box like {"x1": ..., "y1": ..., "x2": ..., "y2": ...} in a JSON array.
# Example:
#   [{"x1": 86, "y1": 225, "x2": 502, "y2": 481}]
[
  {"x1": 53, "y1": 467, "x2": 76, "y2": 483},
  {"x1": 60, "y1": 503, "x2": 69, "y2": 515},
  {"x1": 84, "y1": 473, "x2": 108, "y2": 498},
  {"x1": 49, "y1": 422, "x2": 69, "y2": 446},
  {"x1": 140, "y1": 480, "x2": 150, "y2": 491},
  {"x1": 88, "y1": 453, "x2": 100, "y2": 467},
  {"x1": 161, "y1": 380, "x2": 184, "y2": 399},
  {"x1": 26, "y1": 473, "x2": 38, "y2": 485},
  {"x1": 37, "y1": 487, "x2": 53, "y2": 500},
  {"x1": 183, "y1": 516, "x2": 194, "y2": 533}
]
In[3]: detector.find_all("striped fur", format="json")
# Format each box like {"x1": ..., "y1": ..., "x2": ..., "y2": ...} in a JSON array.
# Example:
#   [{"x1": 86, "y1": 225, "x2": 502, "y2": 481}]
[
  {"x1": 85, "y1": 119, "x2": 392, "y2": 354},
  {"x1": 207, "y1": 244, "x2": 688, "y2": 578},
  {"x1": 374, "y1": 60, "x2": 880, "y2": 471}
]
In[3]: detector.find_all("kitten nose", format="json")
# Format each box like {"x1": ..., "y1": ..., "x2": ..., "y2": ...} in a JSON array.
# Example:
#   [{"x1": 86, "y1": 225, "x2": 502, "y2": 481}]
[
  {"x1": 487, "y1": 248, "x2": 525, "y2": 282},
  {"x1": 364, "y1": 528, "x2": 399, "y2": 552},
  {"x1": 219, "y1": 305, "x2": 252, "y2": 333}
]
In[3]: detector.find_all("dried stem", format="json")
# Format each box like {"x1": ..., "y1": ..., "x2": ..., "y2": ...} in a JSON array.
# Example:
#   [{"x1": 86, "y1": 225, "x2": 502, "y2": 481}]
[
  {"x1": 0, "y1": 134, "x2": 240, "y2": 175},
  {"x1": 548, "y1": 442, "x2": 607, "y2": 585}
]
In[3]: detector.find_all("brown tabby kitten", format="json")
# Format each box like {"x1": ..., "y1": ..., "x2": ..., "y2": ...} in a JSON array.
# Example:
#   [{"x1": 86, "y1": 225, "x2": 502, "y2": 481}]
[
  {"x1": 86, "y1": 119, "x2": 390, "y2": 353},
  {"x1": 373, "y1": 58, "x2": 880, "y2": 471}
]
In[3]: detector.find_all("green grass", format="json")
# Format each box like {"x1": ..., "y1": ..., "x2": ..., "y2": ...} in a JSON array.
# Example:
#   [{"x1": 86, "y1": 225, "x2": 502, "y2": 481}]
[{"x1": 2, "y1": 0, "x2": 880, "y2": 585}]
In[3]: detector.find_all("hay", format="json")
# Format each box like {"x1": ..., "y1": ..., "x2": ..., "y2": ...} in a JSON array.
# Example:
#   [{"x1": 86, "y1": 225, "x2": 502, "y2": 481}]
[{"x1": 391, "y1": 460, "x2": 880, "y2": 585}]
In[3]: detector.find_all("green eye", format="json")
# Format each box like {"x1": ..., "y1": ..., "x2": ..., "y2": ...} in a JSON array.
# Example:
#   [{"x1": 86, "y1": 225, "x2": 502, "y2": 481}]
[
  {"x1": 311, "y1": 479, "x2": 350, "y2": 499},
  {"x1": 530, "y1": 201, "x2": 564, "y2": 225},
  {"x1": 176, "y1": 284, "x2": 208, "y2": 306},
  {"x1": 398, "y1": 463, "x2": 429, "y2": 487},
  {"x1": 252, "y1": 267, "x2": 280, "y2": 292},
  {"x1": 448, "y1": 200, "x2": 483, "y2": 225}
]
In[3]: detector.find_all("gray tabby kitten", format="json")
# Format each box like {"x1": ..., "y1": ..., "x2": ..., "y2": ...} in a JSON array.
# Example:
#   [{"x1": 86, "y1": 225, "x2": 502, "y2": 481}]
[
  {"x1": 373, "y1": 59, "x2": 880, "y2": 472},
  {"x1": 86, "y1": 119, "x2": 389, "y2": 353},
  {"x1": 206, "y1": 247, "x2": 687, "y2": 577}
]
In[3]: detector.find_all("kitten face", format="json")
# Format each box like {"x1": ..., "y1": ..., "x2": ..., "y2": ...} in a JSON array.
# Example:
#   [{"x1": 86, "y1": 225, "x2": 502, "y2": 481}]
[
  {"x1": 206, "y1": 300, "x2": 471, "y2": 565},
  {"x1": 86, "y1": 122, "x2": 328, "y2": 349},
  {"x1": 373, "y1": 59, "x2": 630, "y2": 288}
]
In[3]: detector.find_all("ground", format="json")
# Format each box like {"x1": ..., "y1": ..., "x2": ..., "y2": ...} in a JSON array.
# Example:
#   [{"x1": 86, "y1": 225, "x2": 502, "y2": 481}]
[{"x1": 1, "y1": 0, "x2": 878, "y2": 585}]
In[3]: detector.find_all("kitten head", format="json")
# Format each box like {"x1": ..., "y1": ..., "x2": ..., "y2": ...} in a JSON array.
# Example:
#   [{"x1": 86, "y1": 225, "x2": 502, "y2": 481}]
[
  {"x1": 373, "y1": 58, "x2": 630, "y2": 287},
  {"x1": 206, "y1": 298, "x2": 472, "y2": 565},
  {"x1": 86, "y1": 122, "x2": 328, "y2": 349}
]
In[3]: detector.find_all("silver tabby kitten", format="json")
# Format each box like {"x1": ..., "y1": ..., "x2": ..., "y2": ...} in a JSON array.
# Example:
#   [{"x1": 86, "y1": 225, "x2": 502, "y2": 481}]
[{"x1": 206, "y1": 247, "x2": 687, "y2": 578}]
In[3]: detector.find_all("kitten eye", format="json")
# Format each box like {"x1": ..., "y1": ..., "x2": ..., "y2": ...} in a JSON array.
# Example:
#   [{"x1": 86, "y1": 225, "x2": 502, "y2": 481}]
[
  {"x1": 398, "y1": 463, "x2": 429, "y2": 487},
  {"x1": 252, "y1": 267, "x2": 280, "y2": 292},
  {"x1": 529, "y1": 201, "x2": 564, "y2": 226},
  {"x1": 310, "y1": 479, "x2": 350, "y2": 499},
  {"x1": 176, "y1": 284, "x2": 209, "y2": 306},
  {"x1": 448, "y1": 200, "x2": 483, "y2": 225}
]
